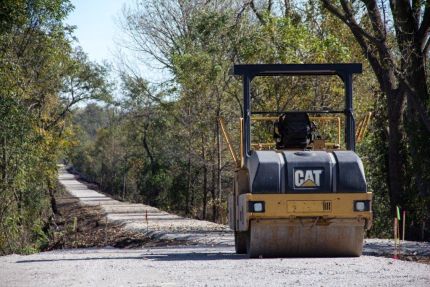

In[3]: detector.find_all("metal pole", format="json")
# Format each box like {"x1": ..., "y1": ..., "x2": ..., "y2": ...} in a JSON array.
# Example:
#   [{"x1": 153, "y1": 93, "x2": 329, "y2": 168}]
[
  {"x1": 402, "y1": 210, "x2": 406, "y2": 241},
  {"x1": 344, "y1": 73, "x2": 355, "y2": 151},
  {"x1": 243, "y1": 75, "x2": 251, "y2": 160}
]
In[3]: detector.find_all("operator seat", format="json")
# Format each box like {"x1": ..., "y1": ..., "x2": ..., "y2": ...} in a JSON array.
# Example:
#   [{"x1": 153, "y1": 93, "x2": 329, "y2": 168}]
[{"x1": 274, "y1": 112, "x2": 314, "y2": 149}]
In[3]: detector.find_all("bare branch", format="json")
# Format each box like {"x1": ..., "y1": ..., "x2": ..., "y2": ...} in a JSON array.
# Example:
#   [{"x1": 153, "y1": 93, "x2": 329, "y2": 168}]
[
  {"x1": 267, "y1": 0, "x2": 273, "y2": 13},
  {"x1": 418, "y1": 1, "x2": 430, "y2": 48},
  {"x1": 284, "y1": 0, "x2": 291, "y2": 17},
  {"x1": 322, "y1": 0, "x2": 383, "y2": 47},
  {"x1": 413, "y1": 0, "x2": 422, "y2": 28},
  {"x1": 423, "y1": 35, "x2": 430, "y2": 55},
  {"x1": 322, "y1": 0, "x2": 392, "y2": 90},
  {"x1": 389, "y1": 0, "x2": 418, "y2": 40},
  {"x1": 249, "y1": 0, "x2": 265, "y2": 24},
  {"x1": 362, "y1": 0, "x2": 387, "y2": 41}
]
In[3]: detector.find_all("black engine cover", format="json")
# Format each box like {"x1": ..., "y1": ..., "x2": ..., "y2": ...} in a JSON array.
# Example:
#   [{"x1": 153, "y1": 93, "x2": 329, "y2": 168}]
[{"x1": 247, "y1": 150, "x2": 366, "y2": 193}]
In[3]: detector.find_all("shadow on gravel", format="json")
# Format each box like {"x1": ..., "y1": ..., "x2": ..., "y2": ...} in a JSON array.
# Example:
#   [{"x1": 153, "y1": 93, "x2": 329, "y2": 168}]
[
  {"x1": 16, "y1": 248, "x2": 246, "y2": 263},
  {"x1": 16, "y1": 256, "x2": 143, "y2": 263},
  {"x1": 145, "y1": 252, "x2": 246, "y2": 261},
  {"x1": 108, "y1": 213, "x2": 172, "y2": 217}
]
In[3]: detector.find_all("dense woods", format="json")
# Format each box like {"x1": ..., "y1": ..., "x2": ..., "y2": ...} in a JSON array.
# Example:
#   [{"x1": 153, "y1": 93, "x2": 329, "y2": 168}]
[
  {"x1": 0, "y1": 0, "x2": 110, "y2": 254},
  {"x1": 1, "y1": 1, "x2": 430, "y2": 254}
]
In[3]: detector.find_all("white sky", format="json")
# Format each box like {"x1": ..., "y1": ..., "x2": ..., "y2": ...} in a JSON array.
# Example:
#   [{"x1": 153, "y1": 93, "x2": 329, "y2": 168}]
[
  {"x1": 66, "y1": 0, "x2": 169, "y2": 92},
  {"x1": 66, "y1": 0, "x2": 128, "y2": 64}
]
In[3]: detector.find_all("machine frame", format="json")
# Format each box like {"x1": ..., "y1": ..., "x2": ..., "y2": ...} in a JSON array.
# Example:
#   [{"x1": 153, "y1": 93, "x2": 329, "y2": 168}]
[
  {"x1": 233, "y1": 63, "x2": 362, "y2": 159},
  {"x1": 228, "y1": 63, "x2": 372, "y2": 258}
]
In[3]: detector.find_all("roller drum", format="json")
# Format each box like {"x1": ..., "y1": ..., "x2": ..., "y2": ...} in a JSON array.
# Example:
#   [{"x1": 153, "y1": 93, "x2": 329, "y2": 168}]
[{"x1": 246, "y1": 218, "x2": 365, "y2": 258}]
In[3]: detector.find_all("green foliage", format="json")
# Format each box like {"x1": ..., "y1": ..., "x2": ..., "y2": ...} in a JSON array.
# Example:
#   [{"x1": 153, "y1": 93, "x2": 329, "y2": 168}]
[
  {"x1": 69, "y1": 2, "x2": 381, "y2": 226},
  {"x1": 66, "y1": 1, "x2": 429, "y2": 240},
  {"x1": 322, "y1": 0, "x2": 430, "y2": 240},
  {"x1": 0, "y1": 0, "x2": 110, "y2": 254},
  {"x1": 357, "y1": 94, "x2": 391, "y2": 238}
]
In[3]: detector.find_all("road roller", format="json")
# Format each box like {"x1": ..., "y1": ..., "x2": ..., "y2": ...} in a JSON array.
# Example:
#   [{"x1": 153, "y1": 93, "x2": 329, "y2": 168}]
[{"x1": 222, "y1": 64, "x2": 372, "y2": 258}]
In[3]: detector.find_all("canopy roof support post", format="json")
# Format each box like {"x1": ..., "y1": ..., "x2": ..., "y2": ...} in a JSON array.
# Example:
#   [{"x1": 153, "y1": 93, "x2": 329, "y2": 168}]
[
  {"x1": 243, "y1": 75, "x2": 252, "y2": 161},
  {"x1": 344, "y1": 72, "x2": 355, "y2": 151}
]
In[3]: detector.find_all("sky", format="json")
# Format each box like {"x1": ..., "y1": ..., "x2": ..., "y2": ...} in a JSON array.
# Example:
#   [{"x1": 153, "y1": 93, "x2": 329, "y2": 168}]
[
  {"x1": 66, "y1": 0, "x2": 127, "y2": 64},
  {"x1": 66, "y1": 0, "x2": 166, "y2": 84}
]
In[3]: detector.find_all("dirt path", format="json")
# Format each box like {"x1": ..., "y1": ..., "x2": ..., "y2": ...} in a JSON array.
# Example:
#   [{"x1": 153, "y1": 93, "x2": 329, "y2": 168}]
[{"x1": 46, "y1": 193, "x2": 183, "y2": 250}]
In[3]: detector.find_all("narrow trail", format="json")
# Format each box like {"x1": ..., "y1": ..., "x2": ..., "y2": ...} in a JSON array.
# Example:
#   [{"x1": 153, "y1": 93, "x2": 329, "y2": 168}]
[{"x1": 59, "y1": 166, "x2": 233, "y2": 246}]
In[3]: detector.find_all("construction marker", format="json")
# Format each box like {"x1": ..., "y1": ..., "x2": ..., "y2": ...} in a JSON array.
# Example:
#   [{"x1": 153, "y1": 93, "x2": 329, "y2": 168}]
[
  {"x1": 393, "y1": 218, "x2": 398, "y2": 260},
  {"x1": 145, "y1": 210, "x2": 148, "y2": 232},
  {"x1": 396, "y1": 206, "x2": 401, "y2": 246},
  {"x1": 396, "y1": 206, "x2": 401, "y2": 221}
]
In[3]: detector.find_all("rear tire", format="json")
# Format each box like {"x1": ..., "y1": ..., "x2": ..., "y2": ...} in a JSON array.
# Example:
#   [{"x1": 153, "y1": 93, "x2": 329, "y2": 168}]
[{"x1": 234, "y1": 231, "x2": 247, "y2": 254}]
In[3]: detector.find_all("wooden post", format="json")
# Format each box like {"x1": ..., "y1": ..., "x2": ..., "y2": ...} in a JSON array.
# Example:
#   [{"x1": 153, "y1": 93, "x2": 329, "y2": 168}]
[
  {"x1": 145, "y1": 210, "x2": 148, "y2": 232},
  {"x1": 218, "y1": 117, "x2": 240, "y2": 167},
  {"x1": 397, "y1": 218, "x2": 401, "y2": 255},
  {"x1": 105, "y1": 216, "x2": 108, "y2": 244}
]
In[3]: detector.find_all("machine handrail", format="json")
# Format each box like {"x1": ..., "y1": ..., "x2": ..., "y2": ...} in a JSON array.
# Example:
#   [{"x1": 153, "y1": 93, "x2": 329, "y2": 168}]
[{"x1": 251, "y1": 116, "x2": 342, "y2": 147}]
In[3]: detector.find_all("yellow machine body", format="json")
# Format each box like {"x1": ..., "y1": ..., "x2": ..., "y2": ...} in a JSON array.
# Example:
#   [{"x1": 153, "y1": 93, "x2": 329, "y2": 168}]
[
  {"x1": 231, "y1": 193, "x2": 372, "y2": 231},
  {"x1": 228, "y1": 192, "x2": 372, "y2": 257}
]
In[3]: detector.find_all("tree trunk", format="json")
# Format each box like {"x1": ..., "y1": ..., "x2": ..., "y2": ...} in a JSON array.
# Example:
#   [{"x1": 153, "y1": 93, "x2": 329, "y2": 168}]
[
  {"x1": 1, "y1": 136, "x2": 6, "y2": 183},
  {"x1": 185, "y1": 105, "x2": 192, "y2": 215},
  {"x1": 216, "y1": 113, "x2": 222, "y2": 203},
  {"x1": 202, "y1": 136, "x2": 208, "y2": 220},
  {"x1": 211, "y1": 161, "x2": 217, "y2": 222},
  {"x1": 386, "y1": 95, "x2": 405, "y2": 211},
  {"x1": 215, "y1": 92, "x2": 222, "y2": 221},
  {"x1": 49, "y1": 188, "x2": 58, "y2": 214},
  {"x1": 404, "y1": 49, "x2": 430, "y2": 198},
  {"x1": 122, "y1": 173, "x2": 126, "y2": 201},
  {"x1": 186, "y1": 154, "x2": 191, "y2": 215}
]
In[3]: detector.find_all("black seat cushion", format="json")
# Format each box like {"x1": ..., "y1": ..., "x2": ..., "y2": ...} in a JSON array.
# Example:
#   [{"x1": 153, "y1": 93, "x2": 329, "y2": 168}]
[{"x1": 275, "y1": 113, "x2": 313, "y2": 149}]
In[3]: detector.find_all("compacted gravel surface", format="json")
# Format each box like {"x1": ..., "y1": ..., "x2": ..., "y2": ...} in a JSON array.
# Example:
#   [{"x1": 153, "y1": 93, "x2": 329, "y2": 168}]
[
  {"x1": 59, "y1": 168, "x2": 232, "y2": 246},
  {"x1": 1, "y1": 246, "x2": 430, "y2": 287},
  {"x1": 1, "y1": 167, "x2": 429, "y2": 287}
]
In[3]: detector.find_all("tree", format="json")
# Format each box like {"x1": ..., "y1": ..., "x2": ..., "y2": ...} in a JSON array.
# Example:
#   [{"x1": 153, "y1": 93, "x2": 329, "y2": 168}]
[
  {"x1": 321, "y1": 1, "x2": 430, "y2": 219},
  {"x1": 109, "y1": 0, "x2": 362, "y2": 222},
  {"x1": 0, "y1": 0, "x2": 111, "y2": 254}
]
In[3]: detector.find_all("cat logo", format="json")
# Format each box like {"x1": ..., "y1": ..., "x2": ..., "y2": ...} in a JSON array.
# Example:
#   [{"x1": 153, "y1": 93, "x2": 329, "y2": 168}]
[{"x1": 294, "y1": 169, "x2": 323, "y2": 188}]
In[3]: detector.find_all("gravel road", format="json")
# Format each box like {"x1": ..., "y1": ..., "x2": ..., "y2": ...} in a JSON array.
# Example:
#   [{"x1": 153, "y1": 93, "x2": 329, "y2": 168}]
[
  {"x1": 59, "y1": 167, "x2": 232, "y2": 246},
  {"x1": 1, "y1": 167, "x2": 429, "y2": 287},
  {"x1": 1, "y1": 245, "x2": 430, "y2": 287}
]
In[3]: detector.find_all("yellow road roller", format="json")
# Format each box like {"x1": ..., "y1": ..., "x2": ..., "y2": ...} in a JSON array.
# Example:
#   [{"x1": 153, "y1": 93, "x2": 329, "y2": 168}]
[{"x1": 223, "y1": 64, "x2": 372, "y2": 258}]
